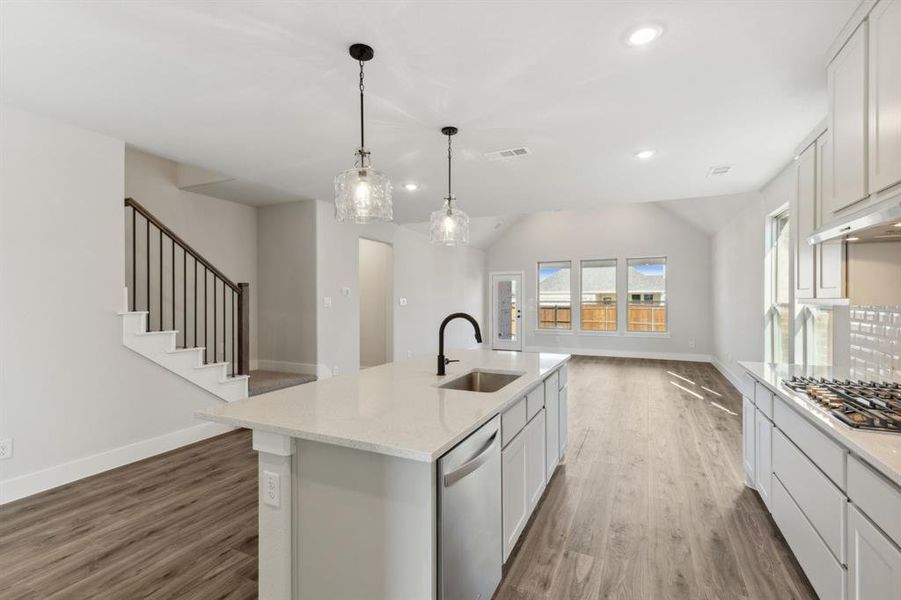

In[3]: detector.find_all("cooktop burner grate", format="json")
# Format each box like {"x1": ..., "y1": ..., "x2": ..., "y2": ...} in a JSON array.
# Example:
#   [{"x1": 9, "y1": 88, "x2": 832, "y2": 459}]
[{"x1": 782, "y1": 376, "x2": 901, "y2": 433}]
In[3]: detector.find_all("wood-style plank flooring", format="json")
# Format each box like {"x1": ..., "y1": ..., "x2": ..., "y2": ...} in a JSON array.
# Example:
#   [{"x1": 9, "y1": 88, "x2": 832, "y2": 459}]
[{"x1": 0, "y1": 357, "x2": 815, "y2": 599}]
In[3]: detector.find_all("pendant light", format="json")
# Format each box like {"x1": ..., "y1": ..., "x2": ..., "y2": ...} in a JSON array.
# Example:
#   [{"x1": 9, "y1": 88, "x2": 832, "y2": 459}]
[
  {"x1": 334, "y1": 43, "x2": 393, "y2": 223},
  {"x1": 429, "y1": 126, "x2": 470, "y2": 245}
]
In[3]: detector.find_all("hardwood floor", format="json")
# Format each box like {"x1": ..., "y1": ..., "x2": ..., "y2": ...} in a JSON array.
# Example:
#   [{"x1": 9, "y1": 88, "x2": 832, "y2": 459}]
[{"x1": 0, "y1": 357, "x2": 815, "y2": 599}]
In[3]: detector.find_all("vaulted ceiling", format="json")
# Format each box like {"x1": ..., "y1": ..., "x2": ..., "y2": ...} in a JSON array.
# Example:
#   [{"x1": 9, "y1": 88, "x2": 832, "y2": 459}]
[{"x1": 1, "y1": 1, "x2": 856, "y2": 222}]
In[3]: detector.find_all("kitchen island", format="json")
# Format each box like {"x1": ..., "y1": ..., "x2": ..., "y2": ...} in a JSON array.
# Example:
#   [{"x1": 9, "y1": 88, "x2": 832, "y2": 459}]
[{"x1": 197, "y1": 348, "x2": 569, "y2": 600}]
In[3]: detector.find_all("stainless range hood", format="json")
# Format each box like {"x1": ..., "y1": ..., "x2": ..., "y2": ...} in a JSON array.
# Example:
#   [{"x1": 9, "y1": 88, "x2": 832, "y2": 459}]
[{"x1": 808, "y1": 196, "x2": 901, "y2": 245}]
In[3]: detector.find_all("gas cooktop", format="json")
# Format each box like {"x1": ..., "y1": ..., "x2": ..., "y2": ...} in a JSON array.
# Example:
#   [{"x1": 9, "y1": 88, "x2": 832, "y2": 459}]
[{"x1": 783, "y1": 376, "x2": 901, "y2": 433}]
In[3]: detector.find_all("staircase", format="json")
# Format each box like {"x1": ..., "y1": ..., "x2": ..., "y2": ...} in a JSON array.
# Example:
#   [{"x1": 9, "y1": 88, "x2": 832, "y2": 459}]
[{"x1": 118, "y1": 198, "x2": 249, "y2": 402}]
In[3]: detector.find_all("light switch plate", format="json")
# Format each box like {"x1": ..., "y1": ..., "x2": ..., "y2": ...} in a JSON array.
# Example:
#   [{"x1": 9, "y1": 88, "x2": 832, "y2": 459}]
[
  {"x1": 323, "y1": 296, "x2": 332, "y2": 308},
  {"x1": 341, "y1": 287, "x2": 351, "y2": 297},
  {"x1": 263, "y1": 470, "x2": 280, "y2": 507},
  {"x1": 0, "y1": 439, "x2": 12, "y2": 460},
  {"x1": 399, "y1": 297, "x2": 408, "y2": 306}
]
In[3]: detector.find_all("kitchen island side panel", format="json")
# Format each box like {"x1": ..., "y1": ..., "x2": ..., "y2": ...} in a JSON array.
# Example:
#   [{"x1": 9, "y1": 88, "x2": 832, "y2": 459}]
[{"x1": 294, "y1": 437, "x2": 437, "y2": 600}]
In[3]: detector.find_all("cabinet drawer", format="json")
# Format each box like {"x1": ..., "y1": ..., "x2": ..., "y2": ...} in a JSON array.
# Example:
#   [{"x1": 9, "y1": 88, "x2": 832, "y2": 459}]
[
  {"x1": 525, "y1": 385, "x2": 544, "y2": 421},
  {"x1": 754, "y1": 381, "x2": 774, "y2": 418},
  {"x1": 774, "y1": 396, "x2": 847, "y2": 489},
  {"x1": 558, "y1": 364, "x2": 568, "y2": 389},
  {"x1": 501, "y1": 397, "x2": 527, "y2": 448},
  {"x1": 848, "y1": 455, "x2": 901, "y2": 548},
  {"x1": 772, "y1": 477, "x2": 847, "y2": 600},
  {"x1": 773, "y1": 430, "x2": 847, "y2": 563}
]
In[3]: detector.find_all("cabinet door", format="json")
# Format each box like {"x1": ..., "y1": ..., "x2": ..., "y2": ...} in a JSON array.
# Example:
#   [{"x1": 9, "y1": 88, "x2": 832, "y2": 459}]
[
  {"x1": 525, "y1": 410, "x2": 547, "y2": 513},
  {"x1": 848, "y1": 504, "x2": 901, "y2": 600},
  {"x1": 826, "y1": 21, "x2": 869, "y2": 215},
  {"x1": 795, "y1": 143, "x2": 816, "y2": 299},
  {"x1": 558, "y1": 385, "x2": 568, "y2": 458},
  {"x1": 816, "y1": 133, "x2": 847, "y2": 298},
  {"x1": 742, "y1": 396, "x2": 756, "y2": 486},
  {"x1": 545, "y1": 377, "x2": 560, "y2": 479},
  {"x1": 755, "y1": 409, "x2": 773, "y2": 511},
  {"x1": 868, "y1": 0, "x2": 901, "y2": 194},
  {"x1": 502, "y1": 431, "x2": 527, "y2": 561}
]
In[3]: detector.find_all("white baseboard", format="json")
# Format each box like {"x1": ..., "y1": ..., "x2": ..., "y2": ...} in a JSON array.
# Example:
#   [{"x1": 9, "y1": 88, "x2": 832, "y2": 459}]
[
  {"x1": 0, "y1": 421, "x2": 235, "y2": 505},
  {"x1": 255, "y1": 359, "x2": 317, "y2": 376},
  {"x1": 526, "y1": 345, "x2": 713, "y2": 363}
]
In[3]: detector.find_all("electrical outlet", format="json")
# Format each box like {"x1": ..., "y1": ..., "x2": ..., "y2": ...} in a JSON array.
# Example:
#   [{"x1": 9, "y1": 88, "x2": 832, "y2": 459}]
[
  {"x1": 689, "y1": 338, "x2": 696, "y2": 349},
  {"x1": 263, "y1": 470, "x2": 280, "y2": 507},
  {"x1": 341, "y1": 287, "x2": 351, "y2": 297},
  {"x1": 323, "y1": 296, "x2": 332, "y2": 308},
  {"x1": 0, "y1": 438, "x2": 13, "y2": 460}
]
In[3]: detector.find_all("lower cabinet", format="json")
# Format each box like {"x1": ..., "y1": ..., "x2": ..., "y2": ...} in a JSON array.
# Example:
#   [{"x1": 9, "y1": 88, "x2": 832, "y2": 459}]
[
  {"x1": 847, "y1": 504, "x2": 901, "y2": 600},
  {"x1": 545, "y1": 376, "x2": 560, "y2": 479},
  {"x1": 754, "y1": 409, "x2": 773, "y2": 510},
  {"x1": 742, "y1": 396, "x2": 756, "y2": 485},
  {"x1": 558, "y1": 385, "x2": 568, "y2": 458},
  {"x1": 502, "y1": 410, "x2": 546, "y2": 561}
]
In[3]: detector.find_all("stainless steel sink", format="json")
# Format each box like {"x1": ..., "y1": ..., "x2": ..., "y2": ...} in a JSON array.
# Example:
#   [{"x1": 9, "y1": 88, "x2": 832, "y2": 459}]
[{"x1": 438, "y1": 370, "x2": 523, "y2": 393}]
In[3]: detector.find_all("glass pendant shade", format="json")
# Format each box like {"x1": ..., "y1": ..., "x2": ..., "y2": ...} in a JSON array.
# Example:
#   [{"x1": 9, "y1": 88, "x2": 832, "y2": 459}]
[
  {"x1": 430, "y1": 197, "x2": 470, "y2": 245},
  {"x1": 334, "y1": 153, "x2": 393, "y2": 224}
]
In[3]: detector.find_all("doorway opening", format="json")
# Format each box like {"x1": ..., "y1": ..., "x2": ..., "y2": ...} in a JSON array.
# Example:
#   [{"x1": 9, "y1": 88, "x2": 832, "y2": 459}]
[
  {"x1": 359, "y1": 238, "x2": 393, "y2": 368},
  {"x1": 490, "y1": 272, "x2": 523, "y2": 351}
]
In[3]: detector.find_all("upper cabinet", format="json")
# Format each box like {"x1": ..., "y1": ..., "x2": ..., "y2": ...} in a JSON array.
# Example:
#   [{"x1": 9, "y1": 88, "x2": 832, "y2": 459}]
[
  {"x1": 868, "y1": 0, "x2": 901, "y2": 194},
  {"x1": 794, "y1": 143, "x2": 816, "y2": 299},
  {"x1": 825, "y1": 21, "x2": 869, "y2": 217},
  {"x1": 815, "y1": 133, "x2": 847, "y2": 299}
]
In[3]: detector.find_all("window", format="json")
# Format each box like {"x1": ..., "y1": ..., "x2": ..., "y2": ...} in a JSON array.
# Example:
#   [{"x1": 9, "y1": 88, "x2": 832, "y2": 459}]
[
  {"x1": 580, "y1": 259, "x2": 616, "y2": 331},
  {"x1": 538, "y1": 261, "x2": 571, "y2": 329},
  {"x1": 627, "y1": 258, "x2": 666, "y2": 332},
  {"x1": 768, "y1": 210, "x2": 791, "y2": 363}
]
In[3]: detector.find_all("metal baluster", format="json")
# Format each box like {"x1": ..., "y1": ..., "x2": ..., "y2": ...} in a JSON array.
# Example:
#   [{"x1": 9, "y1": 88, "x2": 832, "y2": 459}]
[
  {"x1": 214, "y1": 277, "x2": 218, "y2": 364},
  {"x1": 131, "y1": 207, "x2": 136, "y2": 311},
  {"x1": 182, "y1": 247, "x2": 186, "y2": 349},
  {"x1": 222, "y1": 280, "x2": 225, "y2": 369},
  {"x1": 194, "y1": 259, "x2": 198, "y2": 348},
  {"x1": 204, "y1": 267, "x2": 208, "y2": 363},
  {"x1": 159, "y1": 229, "x2": 163, "y2": 331},
  {"x1": 232, "y1": 290, "x2": 236, "y2": 377},
  {"x1": 146, "y1": 216, "x2": 150, "y2": 324},
  {"x1": 171, "y1": 236, "x2": 175, "y2": 335}
]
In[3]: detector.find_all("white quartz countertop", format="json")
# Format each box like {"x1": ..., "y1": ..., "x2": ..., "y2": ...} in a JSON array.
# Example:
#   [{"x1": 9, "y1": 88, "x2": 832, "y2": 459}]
[
  {"x1": 197, "y1": 349, "x2": 570, "y2": 463},
  {"x1": 740, "y1": 361, "x2": 901, "y2": 487}
]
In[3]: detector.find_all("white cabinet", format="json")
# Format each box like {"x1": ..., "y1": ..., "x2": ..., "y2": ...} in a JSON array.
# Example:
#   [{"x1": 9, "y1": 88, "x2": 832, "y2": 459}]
[
  {"x1": 754, "y1": 409, "x2": 773, "y2": 511},
  {"x1": 502, "y1": 410, "x2": 546, "y2": 561},
  {"x1": 558, "y1": 385, "x2": 568, "y2": 458},
  {"x1": 868, "y1": 0, "x2": 901, "y2": 194},
  {"x1": 848, "y1": 504, "x2": 901, "y2": 600},
  {"x1": 545, "y1": 374, "x2": 560, "y2": 479},
  {"x1": 795, "y1": 143, "x2": 816, "y2": 299},
  {"x1": 826, "y1": 21, "x2": 869, "y2": 216},
  {"x1": 525, "y1": 410, "x2": 546, "y2": 513},
  {"x1": 742, "y1": 396, "x2": 756, "y2": 486},
  {"x1": 816, "y1": 132, "x2": 847, "y2": 298}
]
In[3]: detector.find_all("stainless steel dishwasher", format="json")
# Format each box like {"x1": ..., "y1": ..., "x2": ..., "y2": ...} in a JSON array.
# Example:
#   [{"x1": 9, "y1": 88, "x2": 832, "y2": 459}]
[{"x1": 437, "y1": 415, "x2": 502, "y2": 600}]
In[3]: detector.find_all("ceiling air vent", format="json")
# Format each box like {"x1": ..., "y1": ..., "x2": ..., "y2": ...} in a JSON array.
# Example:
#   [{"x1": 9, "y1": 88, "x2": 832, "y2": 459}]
[
  {"x1": 484, "y1": 147, "x2": 531, "y2": 161},
  {"x1": 707, "y1": 165, "x2": 732, "y2": 177}
]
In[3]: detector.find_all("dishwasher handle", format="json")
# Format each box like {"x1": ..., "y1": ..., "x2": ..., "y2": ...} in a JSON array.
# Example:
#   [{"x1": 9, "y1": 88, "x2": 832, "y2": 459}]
[{"x1": 443, "y1": 431, "x2": 498, "y2": 487}]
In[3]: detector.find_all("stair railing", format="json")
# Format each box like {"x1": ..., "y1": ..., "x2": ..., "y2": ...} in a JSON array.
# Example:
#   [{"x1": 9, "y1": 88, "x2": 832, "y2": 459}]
[{"x1": 124, "y1": 198, "x2": 249, "y2": 377}]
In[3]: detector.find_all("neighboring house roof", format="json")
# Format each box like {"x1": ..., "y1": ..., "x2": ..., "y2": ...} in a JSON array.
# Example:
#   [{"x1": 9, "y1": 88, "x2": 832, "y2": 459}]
[{"x1": 539, "y1": 267, "x2": 664, "y2": 293}]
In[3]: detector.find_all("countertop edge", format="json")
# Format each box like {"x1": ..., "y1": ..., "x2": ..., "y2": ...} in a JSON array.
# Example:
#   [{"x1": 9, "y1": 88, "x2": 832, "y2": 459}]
[
  {"x1": 197, "y1": 353, "x2": 570, "y2": 463},
  {"x1": 739, "y1": 361, "x2": 901, "y2": 488}
]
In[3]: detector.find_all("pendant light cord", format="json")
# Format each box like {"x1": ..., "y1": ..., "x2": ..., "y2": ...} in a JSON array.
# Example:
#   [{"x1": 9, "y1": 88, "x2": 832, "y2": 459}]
[
  {"x1": 447, "y1": 132, "x2": 453, "y2": 203},
  {"x1": 359, "y1": 60, "x2": 366, "y2": 151}
]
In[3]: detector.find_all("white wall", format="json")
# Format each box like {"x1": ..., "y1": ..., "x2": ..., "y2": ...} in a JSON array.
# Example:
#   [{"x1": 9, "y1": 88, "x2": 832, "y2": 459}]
[
  {"x1": 711, "y1": 163, "x2": 795, "y2": 392},
  {"x1": 359, "y1": 238, "x2": 393, "y2": 368},
  {"x1": 124, "y1": 148, "x2": 259, "y2": 363},
  {"x1": 486, "y1": 204, "x2": 713, "y2": 361},
  {"x1": 0, "y1": 106, "x2": 231, "y2": 503},
  {"x1": 314, "y1": 201, "x2": 486, "y2": 378},
  {"x1": 256, "y1": 201, "x2": 317, "y2": 373}
]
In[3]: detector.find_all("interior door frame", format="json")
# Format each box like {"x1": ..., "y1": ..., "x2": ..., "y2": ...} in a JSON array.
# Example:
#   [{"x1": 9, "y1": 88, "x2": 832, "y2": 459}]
[{"x1": 489, "y1": 270, "x2": 524, "y2": 351}]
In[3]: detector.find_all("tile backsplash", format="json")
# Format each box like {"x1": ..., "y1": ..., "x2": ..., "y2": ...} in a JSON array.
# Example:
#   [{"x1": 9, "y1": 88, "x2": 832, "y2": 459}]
[{"x1": 849, "y1": 305, "x2": 901, "y2": 384}]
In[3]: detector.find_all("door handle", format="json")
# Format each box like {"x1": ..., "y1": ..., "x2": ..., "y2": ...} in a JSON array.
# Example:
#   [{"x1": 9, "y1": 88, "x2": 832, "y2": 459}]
[{"x1": 443, "y1": 432, "x2": 498, "y2": 487}]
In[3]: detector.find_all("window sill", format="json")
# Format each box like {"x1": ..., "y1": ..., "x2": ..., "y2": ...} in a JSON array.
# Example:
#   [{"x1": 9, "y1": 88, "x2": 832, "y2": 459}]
[
  {"x1": 577, "y1": 330, "x2": 621, "y2": 337},
  {"x1": 623, "y1": 331, "x2": 671, "y2": 338},
  {"x1": 533, "y1": 329, "x2": 575, "y2": 335}
]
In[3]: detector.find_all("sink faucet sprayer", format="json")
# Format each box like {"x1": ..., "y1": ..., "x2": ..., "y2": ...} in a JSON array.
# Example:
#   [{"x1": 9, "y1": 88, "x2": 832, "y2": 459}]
[{"x1": 437, "y1": 313, "x2": 482, "y2": 376}]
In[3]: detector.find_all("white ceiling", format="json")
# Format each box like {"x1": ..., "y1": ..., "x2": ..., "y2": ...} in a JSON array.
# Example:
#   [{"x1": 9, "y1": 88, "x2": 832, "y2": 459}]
[{"x1": 1, "y1": 1, "x2": 856, "y2": 223}]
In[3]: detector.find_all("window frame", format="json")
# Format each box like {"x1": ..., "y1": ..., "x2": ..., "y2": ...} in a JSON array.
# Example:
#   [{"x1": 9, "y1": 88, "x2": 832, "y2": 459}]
[
  {"x1": 766, "y1": 208, "x2": 791, "y2": 363},
  {"x1": 579, "y1": 258, "x2": 618, "y2": 333},
  {"x1": 626, "y1": 256, "x2": 668, "y2": 334},
  {"x1": 536, "y1": 260, "x2": 573, "y2": 331}
]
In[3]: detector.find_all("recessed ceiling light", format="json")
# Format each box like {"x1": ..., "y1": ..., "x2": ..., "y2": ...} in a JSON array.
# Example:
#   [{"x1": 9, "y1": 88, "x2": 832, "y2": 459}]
[
  {"x1": 634, "y1": 149, "x2": 656, "y2": 160},
  {"x1": 627, "y1": 25, "x2": 663, "y2": 46},
  {"x1": 846, "y1": 236, "x2": 860, "y2": 242},
  {"x1": 404, "y1": 183, "x2": 419, "y2": 191}
]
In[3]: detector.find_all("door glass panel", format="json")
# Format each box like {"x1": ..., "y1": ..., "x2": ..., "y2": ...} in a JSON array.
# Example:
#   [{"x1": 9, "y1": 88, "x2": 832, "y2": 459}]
[{"x1": 496, "y1": 278, "x2": 518, "y2": 341}]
